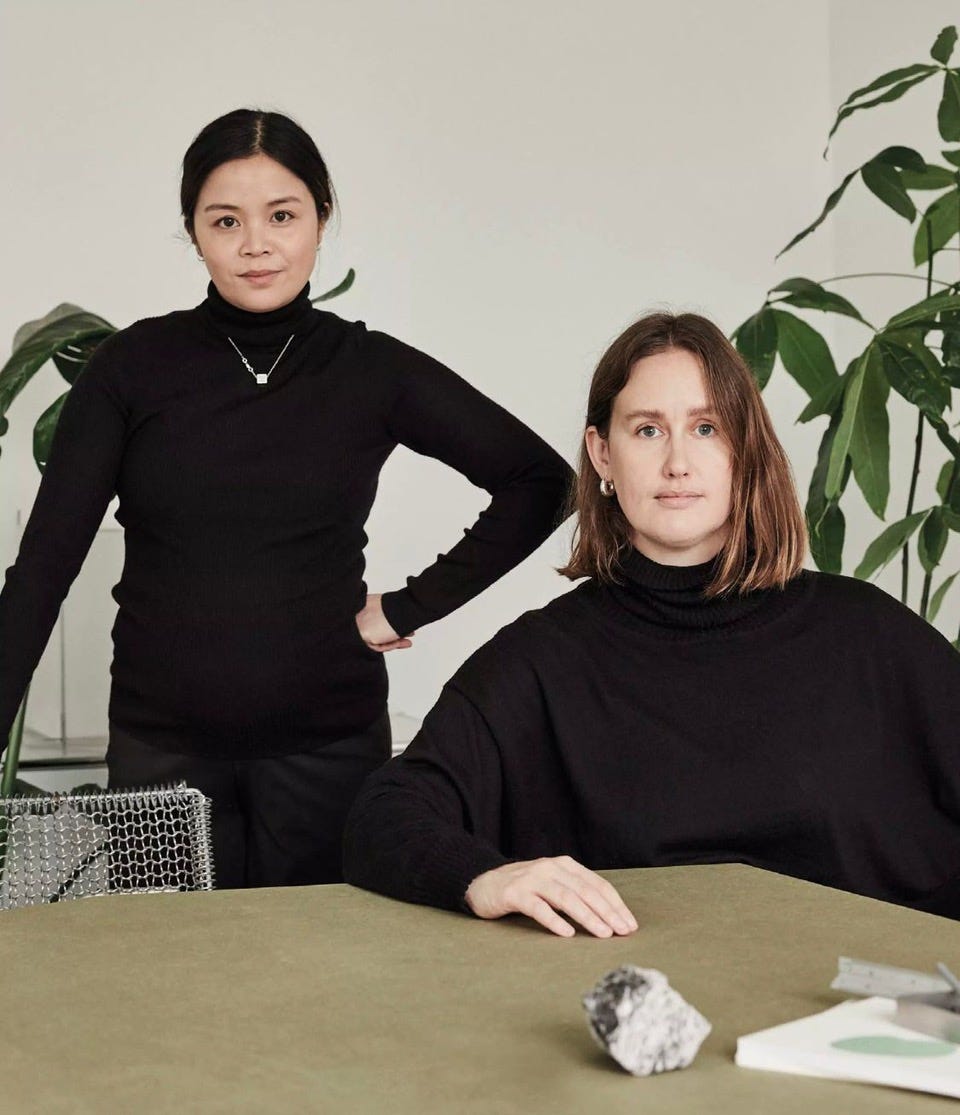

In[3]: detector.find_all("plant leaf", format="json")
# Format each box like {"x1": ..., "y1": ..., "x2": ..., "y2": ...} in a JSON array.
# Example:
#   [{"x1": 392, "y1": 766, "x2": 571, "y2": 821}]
[
  {"x1": 826, "y1": 350, "x2": 868, "y2": 500},
  {"x1": 826, "y1": 72, "x2": 938, "y2": 151},
  {"x1": 854, "y1": 510, "x2": 930, "y2": 580},
  {"x1": 11, "y1": 303, "x2": 96, "y2": 351},
  {"x1": 809, "y1": 502, "x2": 845, "y2": 574},
  {"x1": 772, "y1": 277, "x2": 866, "y2": 323},
  {"x1": 937, "y1": 459, "x2": 955, "y2": 503},
  {"x1": 311, "y1": 268, "x2": 355, "y2": 303},
  {"x1": 901, "y1": 164, "x2": 957, "y2": 189},
  {"x1": 919, "y1": 506, "x2": 949, "y2": 574},
  {"x1": 0, "y1": 311, "x2": 114, "y2": 421},
  {"x1": 944, "y1": 148, "x2": 960, "y2": 168},
  {"x1": 778, "y1": 171, "x2": 858, "y2": 257},
  {"x1": 770, "y1": 310, "x2": 838, "y2": 397},
  {"x1": 878, "y1": 331, "x2": 951, "y2": 419},
  {"x1": 913, "y1": 188, "x2": 960, "y2": 265},
  {"x1": 938, "y1": 70, "x2": 960, "y2": 142},
  {"x1": 32, "y1": 392, "x2": 69, "y2": 472},
  {"x1": 861, "y1": 159, "x2": 916, "y2": 221},
  {"x1": 798, "y1": 372, "x2": 847, "y2": 423},
  {"x1": 932, "y1": 26, "x2": 959, "y2": 65},
  {"x1": 838, "y1": 64, "x2": 940, "y2": 109},
  {"x1": 807, "y1": 412, "x2": 849, "y2": 532},
  {"x1": 734, "y1": 307, "x2": 778, "y2": 388},
  {"x1": 52, "y1": 333, "x2": 105, "y2": 386},
  {"x1": 935, "y1": 464, "x2": 960, "y2": 533},
  {"x1": 943, "y1": 307, "x2": 960, "y2": 372},
  {"x1": 874, "y1": 145, "x2": 929, "y2": 172},
  {"x1": 929, "y1": 571, "x2": 959, "y2": 623},
  {"x1": 917, "y1": 202, "x2": 957, "y2": 267},
  {"x1": 931, "y1": 417, "x2": 960, "y2": 465},
  {"x1": 887, "y1": 289, "x2": 960, "y2": 330},
  {"x1": 847, "y1": 345, "x2": 890, "y2": 518}
]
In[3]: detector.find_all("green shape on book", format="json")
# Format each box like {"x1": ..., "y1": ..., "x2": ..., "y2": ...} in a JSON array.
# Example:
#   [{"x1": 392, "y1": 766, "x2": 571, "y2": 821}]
[{"x1": 832, "y1": 1035, "x2": 955, "y2": 1057}]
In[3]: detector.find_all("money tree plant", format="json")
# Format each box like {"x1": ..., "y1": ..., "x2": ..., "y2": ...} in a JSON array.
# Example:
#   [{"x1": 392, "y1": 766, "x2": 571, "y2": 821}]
[{"x1": 732, "y1": 25, "x2": 960, "y2": 643}]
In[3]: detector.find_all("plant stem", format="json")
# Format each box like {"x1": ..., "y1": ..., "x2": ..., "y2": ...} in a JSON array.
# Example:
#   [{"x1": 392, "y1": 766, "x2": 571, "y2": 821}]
[
  {"x1": 902, "y1": 413, "x2": 924, "y2": 604},
  {"x1": 818, "y1": 271, "x2": 954, "y2": 288},
  {"x1": 920, "y1": 570, "x2": 933, "y2": 619},
  {"x1": 901, "y1": 221, "x2": 936, "y2": 607}
]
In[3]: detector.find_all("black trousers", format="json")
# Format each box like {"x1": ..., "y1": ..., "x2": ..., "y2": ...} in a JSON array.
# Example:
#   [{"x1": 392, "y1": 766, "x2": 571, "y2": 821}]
[{"x1": 107, "y1": 713, "x2": 391, "y2": 889}]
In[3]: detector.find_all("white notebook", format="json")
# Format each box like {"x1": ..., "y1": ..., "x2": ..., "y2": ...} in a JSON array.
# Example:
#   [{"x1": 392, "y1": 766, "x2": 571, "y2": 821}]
[{"x1": 736, "y1": 996, "x2": 960, "y2": 1100}]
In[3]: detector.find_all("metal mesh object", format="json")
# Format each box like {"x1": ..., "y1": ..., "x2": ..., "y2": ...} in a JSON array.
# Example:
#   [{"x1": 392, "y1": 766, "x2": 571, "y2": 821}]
[{"x1": 0, "y1": 784, "x2": 214, "y2": 909}]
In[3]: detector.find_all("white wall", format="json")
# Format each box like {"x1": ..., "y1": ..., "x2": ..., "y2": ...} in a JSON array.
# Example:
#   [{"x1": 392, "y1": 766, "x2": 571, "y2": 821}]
[{"x1": 3, "y1": 0, "x2": 947, "y2": 737}]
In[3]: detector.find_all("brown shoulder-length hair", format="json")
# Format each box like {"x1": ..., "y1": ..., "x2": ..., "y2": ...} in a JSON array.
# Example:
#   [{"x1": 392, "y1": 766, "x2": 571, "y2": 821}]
[{"x1": 559, "y1": 311, "x2": 807, "y2": 596}]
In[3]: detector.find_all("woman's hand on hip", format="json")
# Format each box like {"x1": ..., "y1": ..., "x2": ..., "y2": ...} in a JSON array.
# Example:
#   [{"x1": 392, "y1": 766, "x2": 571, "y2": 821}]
[
  {"x1": 465, "y1": 856, "x2": 638, "y2": 938},
  {"x1": 355, "y1": 593, "x2": 414, "y2": 653}
]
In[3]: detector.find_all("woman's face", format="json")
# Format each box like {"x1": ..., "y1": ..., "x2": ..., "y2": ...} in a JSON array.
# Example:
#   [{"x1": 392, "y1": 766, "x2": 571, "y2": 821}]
[
  {"x1": 586, "y1": 347, "x2": 733, "y2": 566},
  {"x1": 192, "y1": 153, "x2": 323, "y2": 312}
]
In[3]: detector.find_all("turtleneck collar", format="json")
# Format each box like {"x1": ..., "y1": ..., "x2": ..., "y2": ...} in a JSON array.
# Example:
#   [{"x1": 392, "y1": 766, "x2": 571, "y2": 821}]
[
  {"x1": 199, "y1": 281, "x2": 318, "y2": 347},
  {"x1": 605, "y1": 545, "x2": 777, "y2": 632}
]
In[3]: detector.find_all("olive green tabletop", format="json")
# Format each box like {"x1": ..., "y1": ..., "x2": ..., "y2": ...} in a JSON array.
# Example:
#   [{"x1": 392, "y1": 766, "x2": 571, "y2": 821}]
[{"x1": 2, "y1": 863, "x2": 958, "y2": 1113}]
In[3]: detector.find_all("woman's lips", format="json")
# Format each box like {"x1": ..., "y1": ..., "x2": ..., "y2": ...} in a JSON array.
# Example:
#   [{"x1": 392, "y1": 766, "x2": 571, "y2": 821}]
[
  {"x1": 655, "y1": 493, "x2": 702, "y2": 509},
  {"x1": 240, "y1": 271, "x2": 281, "y2": 285}
]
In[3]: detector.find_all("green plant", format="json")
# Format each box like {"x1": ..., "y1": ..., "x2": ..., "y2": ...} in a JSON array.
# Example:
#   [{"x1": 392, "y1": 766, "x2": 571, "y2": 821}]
[
  {"x1": 732, "y1": 25, "x2": 960, "y2": 642},
  {"x1": 0, "y1": 268, "x2": 356, "y2": 790}
]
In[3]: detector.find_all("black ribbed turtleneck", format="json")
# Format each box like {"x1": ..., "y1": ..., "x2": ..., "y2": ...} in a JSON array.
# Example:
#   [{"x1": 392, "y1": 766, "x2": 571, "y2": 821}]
[
  {"x1": 0, "y1": 286, "x2": 572, "y2": 757},
  {"x1": 200, "y1": 281, "x2": 319, "y2": 346},
  {"x1": 606, "y1": 546, "x2": 783, "y2": 631}
]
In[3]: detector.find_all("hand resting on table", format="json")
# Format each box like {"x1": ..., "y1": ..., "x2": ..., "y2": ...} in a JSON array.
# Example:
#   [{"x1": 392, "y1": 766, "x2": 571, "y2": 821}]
[{"x1": 465, "y1": 855, "x2": 638, "y2": 938}]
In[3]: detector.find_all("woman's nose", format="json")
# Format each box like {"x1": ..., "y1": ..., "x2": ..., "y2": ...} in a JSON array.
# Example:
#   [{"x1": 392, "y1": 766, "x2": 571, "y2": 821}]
[
  {"x1": 241, "y1": 224, "x2": 270, "y2": 256},
  {"x1": 663, "y1": 438, "x2": 690, "y2": 478}
]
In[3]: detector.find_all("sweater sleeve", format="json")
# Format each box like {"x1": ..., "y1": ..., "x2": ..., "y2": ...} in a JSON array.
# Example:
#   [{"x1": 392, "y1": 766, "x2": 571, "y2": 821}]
[
  {"x1": 366, "y1": 331, "x2": 573, "y2": 637},
  {"x1": 0, "y1": 334, "x2": 128, "y2": 743},
  {"x1": 904, "y1": 615, "x2": 960, "y2": 814},
  {"x1": 342, "y1": 679, "x2": 512, "y2": 911}
]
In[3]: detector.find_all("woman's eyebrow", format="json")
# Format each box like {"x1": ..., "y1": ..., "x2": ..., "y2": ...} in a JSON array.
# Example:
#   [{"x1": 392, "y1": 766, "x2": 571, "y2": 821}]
[
  {"x1": 622, "y1": 406, "x2": 714, "y2": 421},
  {"x1": 202, "y1": 196, "x2": 304, "y2": 213}
]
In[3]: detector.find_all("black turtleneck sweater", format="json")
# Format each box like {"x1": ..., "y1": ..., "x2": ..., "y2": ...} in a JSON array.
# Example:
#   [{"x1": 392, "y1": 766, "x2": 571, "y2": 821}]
[
  {"x1": 343, "y1": 549, "x2": 960, "y2": 918},
  {"x1": 0, "y1": 284, "x2": 571, "y2": 757}
]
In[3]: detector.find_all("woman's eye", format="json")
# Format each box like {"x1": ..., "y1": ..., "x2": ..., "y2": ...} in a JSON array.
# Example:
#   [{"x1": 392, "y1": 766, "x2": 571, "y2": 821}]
[
  {"x1": 215, "y1": 216, "x2": 238, "y2": 229},
  {"x1": 272, "y1": 210, "x2": 294, "y2": 223},
  {"x1": 695, "y1": 423, "x2": 716, "y2": 437}
]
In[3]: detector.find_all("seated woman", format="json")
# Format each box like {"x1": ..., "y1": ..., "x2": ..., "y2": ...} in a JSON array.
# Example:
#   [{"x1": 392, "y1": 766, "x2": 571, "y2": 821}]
[{"x1": 343, "y1": 312, "x2": 960, "y2": 937}]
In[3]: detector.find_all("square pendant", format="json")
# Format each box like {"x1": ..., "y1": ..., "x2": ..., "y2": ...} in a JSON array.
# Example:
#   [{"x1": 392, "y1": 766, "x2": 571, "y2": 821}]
[{"x1": 255, "y1": 373, "x2": 269, "y2": 385}]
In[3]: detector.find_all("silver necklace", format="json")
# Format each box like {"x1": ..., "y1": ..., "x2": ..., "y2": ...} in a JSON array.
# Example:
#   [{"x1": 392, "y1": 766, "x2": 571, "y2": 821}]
[{"x1": 226, "y1": 334, "x2": 295, "y2": 386}]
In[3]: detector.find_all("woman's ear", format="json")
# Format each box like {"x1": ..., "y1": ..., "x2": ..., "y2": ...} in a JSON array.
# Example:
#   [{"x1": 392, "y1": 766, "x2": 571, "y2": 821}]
[
  {"x1": 584, "y1": 426, "x2": 611, "y2": 480},
  {"x1": 317, "y1": 202, "x2": 331, "y2": 247}
]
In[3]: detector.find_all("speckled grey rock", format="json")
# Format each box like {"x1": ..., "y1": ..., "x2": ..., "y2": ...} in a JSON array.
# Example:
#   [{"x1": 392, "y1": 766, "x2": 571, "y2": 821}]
[{"x1": 583, "y1": 965, "x2": 711, "y2": 1076}]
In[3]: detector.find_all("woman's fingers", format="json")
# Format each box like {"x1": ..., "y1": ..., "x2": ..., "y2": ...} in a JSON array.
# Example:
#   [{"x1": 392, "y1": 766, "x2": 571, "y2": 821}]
[
  {"x1": 521, "y1": 894, "x2": 576, "y2": 938},
  {"x1": 370, "y1": 637, "x2": 413, "y2": 652},
  {"x1": 562, "y1": 858, "x2": 638, "y2": 932},
  {"x1": 466, "y1": 857, "x2": 638, "y2": 938},
  {"x1": 538, "y1": 878, "x2": 618, "y2": 938}
]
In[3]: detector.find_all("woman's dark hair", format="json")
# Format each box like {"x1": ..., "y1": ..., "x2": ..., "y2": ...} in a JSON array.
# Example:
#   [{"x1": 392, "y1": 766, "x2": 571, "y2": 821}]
[
  {"x1": 559, "y1": 311, "x2": 807, "y2": 595},
  {"x1": 180, "y1": 109, "x2": 336, "y2": 242}
]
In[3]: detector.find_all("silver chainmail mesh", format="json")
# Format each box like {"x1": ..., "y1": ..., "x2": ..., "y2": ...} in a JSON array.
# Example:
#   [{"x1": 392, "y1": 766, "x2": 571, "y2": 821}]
[{"x1": 0, "y1": 783, "x2": 214, "y2": 909}]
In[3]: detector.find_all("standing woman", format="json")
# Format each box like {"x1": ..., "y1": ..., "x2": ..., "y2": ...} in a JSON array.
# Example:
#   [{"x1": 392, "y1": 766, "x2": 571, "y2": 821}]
[{"x1": 0, "y1": 108, "x2": 572, "y2": 888}]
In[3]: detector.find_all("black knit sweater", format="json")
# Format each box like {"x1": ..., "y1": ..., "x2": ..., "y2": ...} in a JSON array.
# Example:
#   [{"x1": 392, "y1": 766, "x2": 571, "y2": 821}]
[
  {"x1": 0, "y1": 283, "x2": 571, "y2": 756},
  {"x1": 343, "y1": 549, "x2": 960, "y2": 918}
]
